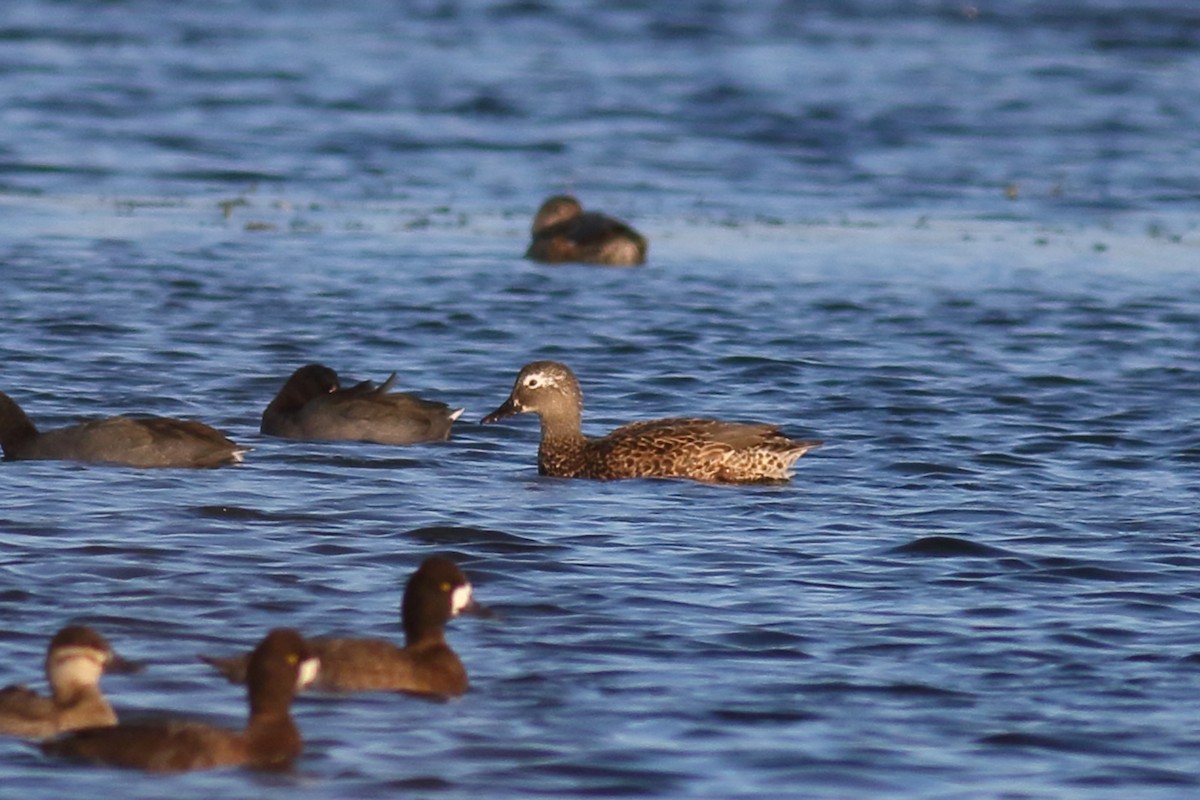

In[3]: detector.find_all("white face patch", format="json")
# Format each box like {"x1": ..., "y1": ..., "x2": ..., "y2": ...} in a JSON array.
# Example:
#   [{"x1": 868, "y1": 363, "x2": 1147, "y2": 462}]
[
  {"x1": 451, "y1": 583, "x2": 474, "y2": 616},
  {"x1": 49, "y1": 647, "x2": 106, "y2": 689},
  {"x1": 523, "y1": 369, "x2": 560, "y2": 390},
  {"x1": 296, "y1": 657, "x2": 320, "y2": 690}
]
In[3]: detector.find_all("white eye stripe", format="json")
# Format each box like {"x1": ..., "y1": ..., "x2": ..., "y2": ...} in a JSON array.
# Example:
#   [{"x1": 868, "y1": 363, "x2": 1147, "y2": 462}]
[
  {"x1": 525, "y1": 371, "x2": 558, "y2": 388},
  {"x1": 50, "y1": 646, "x2": 108, "y2": 667}
]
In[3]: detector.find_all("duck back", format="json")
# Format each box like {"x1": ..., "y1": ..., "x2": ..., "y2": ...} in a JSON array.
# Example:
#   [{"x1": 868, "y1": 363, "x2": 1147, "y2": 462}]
[
  {"x1": 30, "y1": 417, "x2": 244, "y2": 467},
  {"x1": 308, "y1": 636, "x2": 468, "y2": 696},
  {"x1": 42, "y1": 721, "x2": 255, "y2": 772}
]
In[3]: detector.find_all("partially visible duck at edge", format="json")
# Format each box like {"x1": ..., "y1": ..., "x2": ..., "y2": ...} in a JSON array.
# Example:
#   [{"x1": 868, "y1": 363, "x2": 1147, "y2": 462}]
[
  {"x1": 261, "y1": 364, "x2": 464, "y2": 445},
  {"x1": 525, "y1": 195, "x2": 648, "y2": 267},
  {"x1": 0, "y1": 626, "x2": 139, "y2": 740},
  {"x1": 482, "y1": 360, "x2": 822, "y2": 484},
  {"x1": 0, "y1": 391, "x2": 246, "y2": 468},
  {"x1": 202, "y1": 556, "x2": 488, "y2": 698},
  {"x1": 42, "y1": 628, "x2": 318, "y2": 773}
]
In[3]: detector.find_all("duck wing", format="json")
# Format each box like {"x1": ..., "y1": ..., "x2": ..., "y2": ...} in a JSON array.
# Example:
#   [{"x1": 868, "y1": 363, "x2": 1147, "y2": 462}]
[
  {"x1": 42, "y1": 720, "x2": 248, "y2": 772},
  {"x1": 308, "y1": 637, "x2": 467, "y2": 697},
  {"x1": 0, "y1": 685, "x2": 57, "y2": 739},
  {"x1": 600, "y1": 418, "x2": 755, "y2": 449},
  {"x1": 301, "y1": 381, "x2": 461, "y2": 445},
  {"x1": 198, "y1": 652, "x2": 250, "y2": 684},
  {"x1": 28, "y1": 417, "x2": 243, "y2": 468},
  {"x1": 595, "y1": 418, "x2": 820, "y2": 482}
]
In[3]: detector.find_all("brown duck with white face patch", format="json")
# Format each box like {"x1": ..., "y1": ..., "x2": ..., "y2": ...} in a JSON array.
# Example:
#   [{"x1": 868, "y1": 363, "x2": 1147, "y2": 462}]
[
  {"x1": 525, "y1": 195, "x2": 648, "y2": 267},
  {"x1": 42, "y1": 628, "x2": 317, "y2": 773},
  {"x1": 0, "y1": 391, "x2": 245, "y2": 468},
  {"x1": 482, "y1": 361, "x2": 822, "y2": 483},
  {"x1": 0, "y1": 626, "x2": 139, "y2": 740},
  {"x1": 201, "y1": 556, "x2": 488, "y2": 698},
  {"x1": 261, "y1": 364, "x2": 463, "y2": 445}
]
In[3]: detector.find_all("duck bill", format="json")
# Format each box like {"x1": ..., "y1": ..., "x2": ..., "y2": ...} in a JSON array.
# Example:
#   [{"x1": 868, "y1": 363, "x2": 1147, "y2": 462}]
[
  {"x1": 459, "y1": 597, "x2": 497, "y2": 620},
  {"x1": 451, "y1": 583, "x2": 496, "y2": 620},
  {"x1": 106, "y1": 652, "x2": 143, "y2": 675},
  {"x1": 481, "y1": 397, "x2": 520, "y2": 424}
]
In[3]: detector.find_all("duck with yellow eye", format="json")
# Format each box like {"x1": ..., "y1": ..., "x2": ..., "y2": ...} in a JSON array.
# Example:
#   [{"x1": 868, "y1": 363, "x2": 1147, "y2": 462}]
[
  {"x1": 201, "y1": 556, "x2": 489, "y2": 698},
  {"x1": 42, "y1": 629, "x2": 317, "y2": 772}
]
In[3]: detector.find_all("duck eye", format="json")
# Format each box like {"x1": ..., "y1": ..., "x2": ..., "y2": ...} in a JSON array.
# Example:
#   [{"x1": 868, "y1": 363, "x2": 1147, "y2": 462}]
[
  {"x1": 525, "y1": 378, "x2": 540, "y2": 388},
  {"x1": 287, "y1": 653, "x2": 298, "y2": 665},
  {"x1": 440, "y1": 581, "x2": 452, "y2": 592}
]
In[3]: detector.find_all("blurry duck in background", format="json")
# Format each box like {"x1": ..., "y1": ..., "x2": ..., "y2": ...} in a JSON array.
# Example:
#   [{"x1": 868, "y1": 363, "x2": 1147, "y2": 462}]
[
  {"x1": 201, "y1": 556, "x2": 488, "y2": 698},
  {"x1": 42, "y1": 628, "x2": 317, "y2": 773},
  {"x1": 261, "y1": 364, "x2": 463, "y2": 445},
  {"x1": 0, "y1": 626, "x2": 139, "y2": 740},
  {"x1": 525, "y1": 195, "x2": 648, "y2": 266},
  {"x1": 0, "y1": 391, "x2": 246, "y2": 468}
]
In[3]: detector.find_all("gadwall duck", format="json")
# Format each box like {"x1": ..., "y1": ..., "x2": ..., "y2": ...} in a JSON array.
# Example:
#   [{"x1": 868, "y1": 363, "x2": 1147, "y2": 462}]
[
  {"x1": 261, "y1": 364, "x2": 463, "y2": 445},
  {"x1": 201, "y1": 557, "x2": 487, "y2": 698},
  {"x1": 0, "y1": 626, "x2": 138, "y2": 740},
  {"x1": 0, "y1": 391, "x2": 246, "y2": 468},
  {"x1": 482, "y1": 361, "x2": 821, "y2": 483},
  {"x1": 525, "y1": 195, "x2": 648, "y2": 266},
  {"x1": 42, "y1": 629, "x2": 317, "y2": 773}
]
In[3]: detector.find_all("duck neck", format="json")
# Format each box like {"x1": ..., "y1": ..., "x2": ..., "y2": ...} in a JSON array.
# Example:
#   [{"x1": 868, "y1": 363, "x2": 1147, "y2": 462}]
[
  {"x1": 263, "y1": 389, "x2": 304, "y2": 418},
  {"x1": 56, "y1": 688, "x2": 117, "y2": 728},
  {"x1": 53, "y1": 683, "x2": 107, "y2": 711},
  {"x1": 0, "y1": 395, "x2": 38, "y2": 456},
  {"x1": 244, "y1": 708, "x2": 301, "y2": 767},
  {"x1": 246, "y1": 675, "x2": 300, "y2": 762},
  {"x1": 248, "y1": 678, "x2": 294, "y2": 719},
  {"x1": 403, "y1": 603, "x2": 449, "y2": 648},
  {"x1": 404, "y1": 624, "x2": 447, "y2": 650},
  {"x1": 536, "y1": 405, "x2": 586, "y2": 447},
  {"x1": 535, "y1": 407, "x2": 590, "y2": 476}
]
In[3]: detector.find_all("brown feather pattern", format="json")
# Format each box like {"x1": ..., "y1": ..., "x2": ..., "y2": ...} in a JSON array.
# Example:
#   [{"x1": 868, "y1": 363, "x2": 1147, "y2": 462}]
[{"x1": 483, "y1": 361, "x2": 821, "y2": 483}]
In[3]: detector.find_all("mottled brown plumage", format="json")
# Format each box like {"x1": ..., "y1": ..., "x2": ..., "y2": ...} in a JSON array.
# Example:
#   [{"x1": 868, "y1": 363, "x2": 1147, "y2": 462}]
[
  {"x1": 482, "y1": 361, "x2": 821, "y2": 483},
  {"x1": 200, "y1": 557, "x2": 486, "y2": 698},
  {"x1": 525, "y1": 195, "x2": 648, "y2": 266},
  {"x1": 42, "y1": 629, "x2": 316, "y2": 773},
  {"x1": 261, "y1": 364, "x2": 463, "y2": 445},
  {"x1": 0, "y1": 626, "x2": 137, "y2": 740},
  {"x1": 0, "y1": 391, "x2": 245, "y2": 468}
]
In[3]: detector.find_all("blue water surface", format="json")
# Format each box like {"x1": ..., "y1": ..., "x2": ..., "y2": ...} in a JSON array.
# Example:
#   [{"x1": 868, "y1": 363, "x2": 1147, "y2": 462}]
[{"x1": 1, "y1": 2, "x2": 1199, "y2": 798}]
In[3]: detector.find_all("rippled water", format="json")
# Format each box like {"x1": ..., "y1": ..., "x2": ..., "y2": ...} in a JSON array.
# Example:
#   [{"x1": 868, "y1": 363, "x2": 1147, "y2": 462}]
[{"x1": 2, "y1": 1, "x2": 1200, "y2": 798}]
